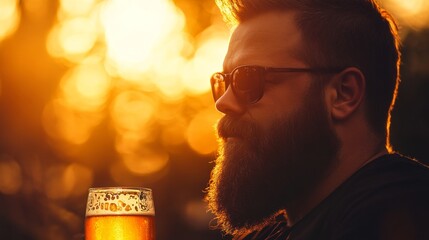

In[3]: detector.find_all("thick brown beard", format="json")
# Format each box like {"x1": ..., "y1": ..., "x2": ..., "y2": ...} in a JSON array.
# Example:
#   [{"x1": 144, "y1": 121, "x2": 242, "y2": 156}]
[{"x1": 206, "y1": 84, "x2": 340, "y2": 236}]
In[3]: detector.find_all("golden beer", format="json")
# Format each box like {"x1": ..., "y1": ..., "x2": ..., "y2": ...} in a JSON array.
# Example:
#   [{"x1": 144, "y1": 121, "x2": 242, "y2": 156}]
[{"x1": 85, "y1": 187, "x2": 155, "y2": 240}]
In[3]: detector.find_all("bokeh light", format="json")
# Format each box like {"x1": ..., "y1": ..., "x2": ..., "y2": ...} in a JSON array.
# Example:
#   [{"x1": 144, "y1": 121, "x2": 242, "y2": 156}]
[
  {"x1": 45, "y1": 0, "x2": 229, "y2": 178},
  {"x1": 42, "y1": 99, "x2": 105, "y2": 145},
  {"x1": 44, "y1": 163, "x2": 93, "y2": 199},
  {"x1": 59, "y1": 0, "x2": 98, "y2": 17},
  {"x1": 0, "y1": 155, "x2": 23, "y2": 195},
  {"x1": 0, "y1": 0, "x2": 20, "y2": 43},
  {"x1": 121, "y1": 147, "x2": 169, "y2": 175},
  {"x1": 101, "y1": 0, "x2": 186, "y2": 77},
  {"x1": 111, "y1": 91, "x2": 156, "y2": 134},
  {"x1": 182, "y1": 25, "x2": 230, "y2": 95},
  {"x1": 186, "y1": 108, "x2": 222, "y2": 155},
  {"x1": 47, "y1": 0, "x2": 102, "y2": 63},
  {"x1": 60, "y1": 63, "x2": 111, "y2": 111},
  {"x1": 383, "y1": 0, "x2": 429, "y2": 29},
  {"x1": 1, "y1": 0, "x2": 429, "y2": 239},
  {"x1": 47, "y1": 16, "x2": 99, "y2": 61}
]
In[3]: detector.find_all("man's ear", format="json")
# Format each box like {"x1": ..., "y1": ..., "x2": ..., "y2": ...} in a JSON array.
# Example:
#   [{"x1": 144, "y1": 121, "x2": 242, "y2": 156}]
[{"x1": 328, "y1": 67, "x2": 366, "y2": 121}]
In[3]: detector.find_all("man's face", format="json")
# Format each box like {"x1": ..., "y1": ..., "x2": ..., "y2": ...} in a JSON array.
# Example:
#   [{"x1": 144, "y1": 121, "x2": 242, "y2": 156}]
[{"x1": 206, "y1": 11, "x2": 340, "y2": 235}]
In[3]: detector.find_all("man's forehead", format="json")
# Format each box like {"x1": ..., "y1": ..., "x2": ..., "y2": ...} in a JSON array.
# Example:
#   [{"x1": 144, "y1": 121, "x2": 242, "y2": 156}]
[{"x1": 223, "y1": 10, "x2": 304, "y2": 71}]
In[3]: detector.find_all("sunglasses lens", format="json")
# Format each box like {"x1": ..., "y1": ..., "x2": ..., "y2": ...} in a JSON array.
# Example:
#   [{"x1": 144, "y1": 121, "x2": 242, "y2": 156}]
[
  {"x1": 233, "y1": 66, "x2": 263, "y2": 103},
  {"x1": 211, "y1": 73, "x2": 226, "y2": 102}
]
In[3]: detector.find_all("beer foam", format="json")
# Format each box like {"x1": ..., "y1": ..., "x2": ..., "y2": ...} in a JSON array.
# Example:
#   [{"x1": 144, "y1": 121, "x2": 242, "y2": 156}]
[{"x1": 86, "y1": 188, "x2": 155, "y2": 216}]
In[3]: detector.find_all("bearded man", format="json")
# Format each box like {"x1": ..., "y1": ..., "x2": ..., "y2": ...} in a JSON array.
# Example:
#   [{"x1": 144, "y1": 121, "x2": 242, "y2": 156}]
[{"x1": 206, "y1": 0, "x2": 429, "y2": 239}]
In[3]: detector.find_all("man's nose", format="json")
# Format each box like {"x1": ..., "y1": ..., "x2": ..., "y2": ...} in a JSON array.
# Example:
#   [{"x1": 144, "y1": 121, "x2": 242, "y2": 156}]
[{"x1": 215, "y1": 87, "x2": 246, "y2": 116}]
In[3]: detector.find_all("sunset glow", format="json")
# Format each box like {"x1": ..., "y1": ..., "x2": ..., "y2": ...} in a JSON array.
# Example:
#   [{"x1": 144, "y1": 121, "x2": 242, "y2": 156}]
[
  {"x1": 41, "y1": 0, "x2": 429, "y2": 182},
  {"x1": 0, "y1": 0, "x2": 20, "y2": 42},
  {"x1": 101, "y1": 0, "x2": 185, "y2": 77},
  {"x1": 383, "y1": 0, "x2": 429, "y2": 29},
  {"x1": 1, "y1": 1, "x2": 429, "y2": 239},
  {"x1": 45, "y1": 0, "x2": 228, "y2": 178}
]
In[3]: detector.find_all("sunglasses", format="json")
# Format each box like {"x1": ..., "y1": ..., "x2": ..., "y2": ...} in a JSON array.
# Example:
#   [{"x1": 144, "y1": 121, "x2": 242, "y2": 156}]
[{"x1": 210, "y1": 65, "x2": 345, "y2": 104}]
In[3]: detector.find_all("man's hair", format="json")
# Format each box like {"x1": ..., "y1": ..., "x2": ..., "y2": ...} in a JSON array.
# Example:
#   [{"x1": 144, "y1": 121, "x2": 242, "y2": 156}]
[{"x1": 216, "y1": 0, "x2": 401, "y2": 146}]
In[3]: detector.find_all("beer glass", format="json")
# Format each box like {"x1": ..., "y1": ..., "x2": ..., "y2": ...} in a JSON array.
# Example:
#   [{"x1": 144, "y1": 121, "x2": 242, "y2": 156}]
[{"x1": 85, "y1": 187, "x2": 155, "y2": 240}]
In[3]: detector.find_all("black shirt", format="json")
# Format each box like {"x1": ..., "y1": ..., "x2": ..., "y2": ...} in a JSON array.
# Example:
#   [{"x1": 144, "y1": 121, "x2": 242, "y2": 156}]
[{"x1": 240, "y1": 153, "x2": 429, "y2": 240}]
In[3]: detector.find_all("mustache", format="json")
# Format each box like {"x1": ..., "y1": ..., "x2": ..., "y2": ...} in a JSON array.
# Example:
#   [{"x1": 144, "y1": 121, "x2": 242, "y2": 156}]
[{"x1": 217, "y1": 116, "x2": 258, "y2": 140}]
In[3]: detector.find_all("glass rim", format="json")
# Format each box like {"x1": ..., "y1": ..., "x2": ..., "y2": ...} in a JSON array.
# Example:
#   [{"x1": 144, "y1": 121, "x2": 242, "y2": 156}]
[
  {"x1": 88, "y1": 187, "x2": 152, "y2": 192},
  {"x1": 86, "y1": 187, "x2": 155, "y2": 217}
]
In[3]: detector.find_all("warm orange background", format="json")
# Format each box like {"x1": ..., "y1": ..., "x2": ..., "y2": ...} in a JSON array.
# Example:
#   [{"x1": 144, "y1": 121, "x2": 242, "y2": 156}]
[{"x1": 0, "y1": 0, "x2": 428, "y2": 239}]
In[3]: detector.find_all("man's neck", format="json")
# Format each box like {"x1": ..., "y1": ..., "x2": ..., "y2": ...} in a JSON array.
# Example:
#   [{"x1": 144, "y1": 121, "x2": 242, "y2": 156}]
[{"x1": 285, "y1": 145, "x2": 388, "y2": 226}]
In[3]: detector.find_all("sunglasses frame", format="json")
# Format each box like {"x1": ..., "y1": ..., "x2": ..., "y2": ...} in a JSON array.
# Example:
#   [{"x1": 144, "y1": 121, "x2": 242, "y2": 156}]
[{"x1": 210, "y1": 65, "x2": 346, "y2": 104}]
